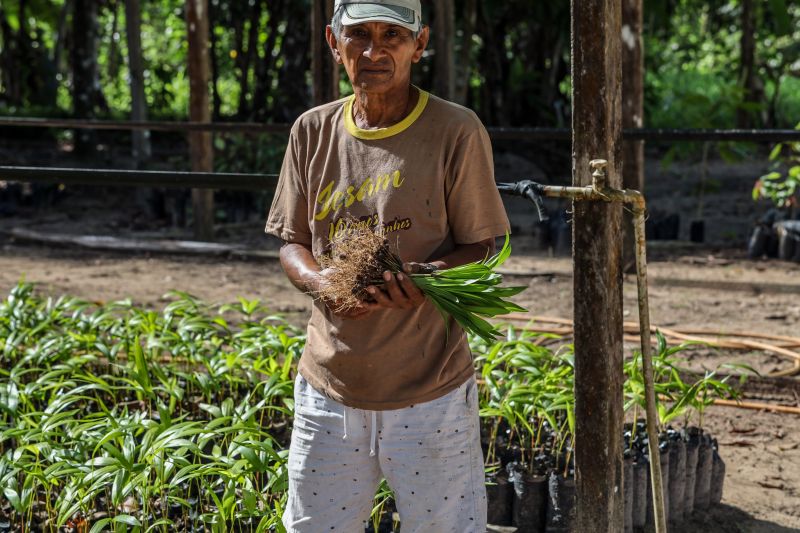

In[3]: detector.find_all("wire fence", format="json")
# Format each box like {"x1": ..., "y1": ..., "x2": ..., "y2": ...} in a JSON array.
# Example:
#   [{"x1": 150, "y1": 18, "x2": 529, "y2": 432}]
[{"x1": 1, "y1": 117, "x2": 798, "y2": 191}]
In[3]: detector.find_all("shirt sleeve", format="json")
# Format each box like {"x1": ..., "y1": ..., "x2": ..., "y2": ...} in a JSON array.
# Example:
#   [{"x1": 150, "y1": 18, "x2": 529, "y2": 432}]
[
  {"x1": 445, "y1": 118, "x2": 510, "y2": 244},
  {"x1": 265, "y1": 123, "x2": 313, "y2": 245}
]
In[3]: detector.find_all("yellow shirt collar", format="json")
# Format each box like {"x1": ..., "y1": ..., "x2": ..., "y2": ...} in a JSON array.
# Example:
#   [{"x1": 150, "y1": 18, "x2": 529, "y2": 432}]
[{"x1": 344, "y1": 88, "x2": 429, "y2": 140}]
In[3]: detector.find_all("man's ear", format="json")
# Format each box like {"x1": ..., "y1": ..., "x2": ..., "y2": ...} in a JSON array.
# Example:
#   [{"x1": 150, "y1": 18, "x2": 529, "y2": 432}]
[
  {"x1": 325, "y1": 26, "x2": 343, "y2": 64},
  {"x1": 411, "y1": 25, "x2": 430, "y2": 64}
]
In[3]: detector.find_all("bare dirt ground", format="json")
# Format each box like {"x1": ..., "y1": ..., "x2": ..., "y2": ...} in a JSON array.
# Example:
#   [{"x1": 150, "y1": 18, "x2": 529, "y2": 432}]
[{"x1": 0, "y1": 233, "x2": 798, "y2": 532}]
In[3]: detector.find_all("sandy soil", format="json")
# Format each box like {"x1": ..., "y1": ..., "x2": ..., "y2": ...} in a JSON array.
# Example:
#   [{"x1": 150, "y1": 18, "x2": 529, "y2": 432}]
[{"x1": 0, "y1": 236, "x2": 798, "y2": 532}]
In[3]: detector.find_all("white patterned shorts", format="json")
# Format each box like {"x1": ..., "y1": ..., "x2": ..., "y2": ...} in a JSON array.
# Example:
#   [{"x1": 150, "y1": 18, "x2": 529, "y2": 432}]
[{"x1": 283, "y1": 374, "x2": 487, "y2": 533}]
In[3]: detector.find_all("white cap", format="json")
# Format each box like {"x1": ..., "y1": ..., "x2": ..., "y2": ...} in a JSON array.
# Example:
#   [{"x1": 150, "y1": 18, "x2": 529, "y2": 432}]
[{"x1": 335, "y1": 0, "x2": 422, "y2": 33}]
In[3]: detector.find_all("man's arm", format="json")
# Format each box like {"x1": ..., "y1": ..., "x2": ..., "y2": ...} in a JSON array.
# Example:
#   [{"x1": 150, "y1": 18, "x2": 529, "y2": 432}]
[{"x1": 279, "y1": 241, "x2": 379, "y2": 319}]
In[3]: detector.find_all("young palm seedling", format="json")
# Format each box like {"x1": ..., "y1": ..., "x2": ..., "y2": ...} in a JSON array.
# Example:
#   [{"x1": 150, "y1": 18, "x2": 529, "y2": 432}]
[{"x1": 318, "y1": 226, "x2": 527, "y2": 342}]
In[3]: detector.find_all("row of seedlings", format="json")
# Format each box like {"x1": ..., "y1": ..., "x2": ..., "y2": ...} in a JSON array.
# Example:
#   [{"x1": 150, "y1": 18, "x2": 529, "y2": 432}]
[{"x1": 473, "y1": 328, "x2": 742, "y2": 533}]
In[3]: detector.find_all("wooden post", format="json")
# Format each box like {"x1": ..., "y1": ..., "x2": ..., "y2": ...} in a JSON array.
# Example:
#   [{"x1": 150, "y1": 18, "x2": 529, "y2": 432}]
[
  {"x1": 71, "y1": 0, "x2": 99, "y2": 155},
  {"x1": 433, "y1": 0, "x2": 455, "y2": 101},
  {"x1": 312, "y1": 0, "x2": 339, "y2": 106},
  {"x1": 571, "y1": 0, "x2": 625, "y2": 531},
  {"x1": 186, "y1": 0, "x2": 214, "y2": 241},
  {"x1": 125, "y1": 0, "x2": 151, "y2": 165},
  {"x1": 453, "y1": 0, "x2": 476, "y2": 106},
  {"x1": 622, "y1": 0, "x2": 644, "y2": 268}
]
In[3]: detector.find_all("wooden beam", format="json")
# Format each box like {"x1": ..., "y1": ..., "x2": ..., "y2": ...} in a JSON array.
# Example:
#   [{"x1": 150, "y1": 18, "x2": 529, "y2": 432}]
[
  {"x1": 571, "y1": 0, "x2": 625, "y2": 531},
  {"x1": 186, "y1": 0, "x2": 214, "y2": 241}
]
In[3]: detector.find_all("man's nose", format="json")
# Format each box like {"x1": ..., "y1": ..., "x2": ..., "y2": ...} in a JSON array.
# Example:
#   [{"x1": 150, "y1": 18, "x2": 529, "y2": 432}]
[{"x1": 362, "y1": 39, "x2": 386, "y2": 60}]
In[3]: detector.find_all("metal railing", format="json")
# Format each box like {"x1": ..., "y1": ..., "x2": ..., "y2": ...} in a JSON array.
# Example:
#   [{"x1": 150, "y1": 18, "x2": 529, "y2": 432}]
[
  {"x1": 2, "y1": 117, "x2": 797, "y2": 192},
  {"x1": 0, "y1": 166, "x2": 277, "y2": 190},
  {"x1": 2, "y1": 117, "x2": 799, "y2": 142}
]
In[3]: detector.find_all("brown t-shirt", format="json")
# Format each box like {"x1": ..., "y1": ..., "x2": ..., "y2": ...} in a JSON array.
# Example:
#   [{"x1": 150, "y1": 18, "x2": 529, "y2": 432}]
[{"x1": 265, "y1": 88, "x2": 509, "y2": 410}]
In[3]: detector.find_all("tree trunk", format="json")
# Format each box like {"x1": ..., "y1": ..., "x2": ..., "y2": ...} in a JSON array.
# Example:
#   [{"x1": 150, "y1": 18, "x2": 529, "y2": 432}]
[
  {"x1": 253, "y1": 0, "x2": 282, "y2": 121},
  {"x1": 208, "y1": 0, "x2": 222, "y2": 120},
  {"x1": 107, "y1": 0, "x2": 121, "y2": 81},
  {"x1": 737, "y1": 0, "x2": 757, "y2": 128},
  {"x1": 571, "y1": 0, "x2": 625, "y2": 531},
  {"x1": 186, "y1": 0, "x2": 214, "y2": 240},
  {"x1": 311, "y1": 0, "x2": 338, "y2": 106},
  {"x1": 476, "y1": 2, "x2": 507, "y2": 125},
  {"x1": 125, "y1": 0, "x2": 151, "y2": 165},
  {"x1": 622, "y1": 0, "x2": 644, "y2": 270},
  {"x1": 71, "y1": 0, "x2": 101, "y2": 154},
  {"x1": 0, "y1": 5, "x2": 22, "y2": 104},
  {"x1": 234, "y1": 0, "x2": 262, "y2": 118},
  {"x1": 52, "y1": 0, "x2": 71, "y2": 76},
  {"x1": 277, "y1": 0, "x2": 311, "y2": 119},
  {"x1": 453, "y1": 0, "x2": 476, "y2": 106},
  {"x1": 433, "y1": 0, "x2": 455, "y2": 101}
]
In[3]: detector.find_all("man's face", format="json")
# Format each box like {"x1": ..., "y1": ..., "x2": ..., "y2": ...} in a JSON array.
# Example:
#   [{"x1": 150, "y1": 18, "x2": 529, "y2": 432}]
[{"x1": 327, "y1": 21, "x2": 429, "y2": 93}]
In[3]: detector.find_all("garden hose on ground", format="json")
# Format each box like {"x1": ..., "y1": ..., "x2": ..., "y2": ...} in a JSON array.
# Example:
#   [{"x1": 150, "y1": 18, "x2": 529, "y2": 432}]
[{"x1": 500, "y1": 314, "x2": 800, "y2": 379}]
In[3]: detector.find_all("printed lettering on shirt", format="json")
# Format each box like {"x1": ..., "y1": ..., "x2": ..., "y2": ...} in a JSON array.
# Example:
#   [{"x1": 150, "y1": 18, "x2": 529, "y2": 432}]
[
  {"x1": 327, "y1": 214, "x2": 412, "y2": 241},
  {"x1": 314, "y1": 170, "x2": 405, "y2": 222}
]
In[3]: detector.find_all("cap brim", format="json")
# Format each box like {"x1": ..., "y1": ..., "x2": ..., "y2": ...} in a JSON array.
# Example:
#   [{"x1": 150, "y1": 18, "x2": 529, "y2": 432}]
[{"x1": 341, "y1": 4, "x2": 420, "y2": 32}]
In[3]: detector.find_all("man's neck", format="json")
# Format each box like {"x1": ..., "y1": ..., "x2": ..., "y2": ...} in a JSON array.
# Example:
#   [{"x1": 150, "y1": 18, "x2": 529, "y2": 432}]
[{"x1": 351, "y1": 85, "x2": 418, "y2": 130}]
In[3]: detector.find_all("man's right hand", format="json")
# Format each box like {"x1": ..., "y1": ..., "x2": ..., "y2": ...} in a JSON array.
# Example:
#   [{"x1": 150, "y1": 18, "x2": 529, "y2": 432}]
[
  {"x1": 314, "y1": 267, "x2": 379, "y2": 320},
  {"x1": 279, "y1": 242, "x2": 379, "y2": 320}
]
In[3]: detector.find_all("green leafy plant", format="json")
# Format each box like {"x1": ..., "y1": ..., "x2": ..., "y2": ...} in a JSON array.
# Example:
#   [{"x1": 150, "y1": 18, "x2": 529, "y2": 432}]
[
  {"x1": 753, "y1": 122, "x2": 800, "y2": 212},
  {"x1": 0, "y1": 283, "x2": 755, "y2": 531}
]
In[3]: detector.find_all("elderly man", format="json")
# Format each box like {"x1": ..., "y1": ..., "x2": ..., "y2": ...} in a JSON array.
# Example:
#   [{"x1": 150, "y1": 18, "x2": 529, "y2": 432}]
[{"x1": 265, "y1": 0, "x2": 509, "y2": 530}]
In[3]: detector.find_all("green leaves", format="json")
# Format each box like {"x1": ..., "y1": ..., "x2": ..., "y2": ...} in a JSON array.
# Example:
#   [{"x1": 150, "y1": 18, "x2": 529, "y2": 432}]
[
  {"x1": 754, "y1": 122, "x2": 800, "y2": 208},
  {"x1": 411, "y1": 234, "x2": 528, "y2": 343},
  {"x1": 0, "y1": 282, "x2": 753, "y2": 530},
  {"x1": 0, "y1": 283, "x2": 298, "y2": 530}
]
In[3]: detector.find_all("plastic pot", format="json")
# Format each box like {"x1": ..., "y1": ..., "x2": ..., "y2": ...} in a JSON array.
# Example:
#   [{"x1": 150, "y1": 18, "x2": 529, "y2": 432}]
[
  {"x1": 694, "y1": 435, "x2": 713, "y2": 510},
  {"x1": 632, "y1": 459, "x2": 648, "y2": 530},
  {"x1": 486, "y1": 465, "x2": 514, "y2": 526},
  {"x1": 710, "y1": 448, "x2": 726, "y2": 505},
  {"x1": 624, "y1": 457, "x2": 634, "y2": 533},
  {"x1": 545, "y1": 472, "x2": 575, "y2": 532},
  {"x1": 683, "y1": 430, "x2": 700, "y2": 517},
  {"x1": 668, "y1": 437, "x2": 686, "y2": 525},
  {"x1": 778, "y1": 228, "x2": 798, "y2": 260},
  {"x1": 507, "y1": 463, "x2": 547, "y2": 533},
  {"x1": 646, "y1": 445, "x2": 671, "y2": 525}
]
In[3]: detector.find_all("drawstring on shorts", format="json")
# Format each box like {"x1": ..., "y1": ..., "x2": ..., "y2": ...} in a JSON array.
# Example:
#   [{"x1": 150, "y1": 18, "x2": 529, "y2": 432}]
[
  {"x1": 369, "y1": 411, "x2": 377, "y2": 457},
  {"x1": 341, "y1": 407, "x2": 378, "y2": 457}
]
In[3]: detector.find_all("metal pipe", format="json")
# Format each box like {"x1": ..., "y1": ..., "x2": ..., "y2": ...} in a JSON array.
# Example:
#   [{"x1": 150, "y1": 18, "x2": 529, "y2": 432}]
[
  {"x1": 628, "y1": 195, "x2": 668, "y2": 533},
  {"x1": 532, "y1": 159, "x2": 667, "y2": 533}
]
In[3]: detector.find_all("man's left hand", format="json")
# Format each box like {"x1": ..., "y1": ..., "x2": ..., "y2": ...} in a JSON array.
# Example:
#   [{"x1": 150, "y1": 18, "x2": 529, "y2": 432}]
[{"x1": 366, "y1": 266, "x2": 426, "y2": 310}]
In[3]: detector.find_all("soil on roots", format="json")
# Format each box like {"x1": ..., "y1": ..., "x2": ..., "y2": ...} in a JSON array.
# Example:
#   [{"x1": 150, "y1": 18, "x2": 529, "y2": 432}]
[{"x1": 317, "y1": 224, "x2": 402, "y2": 311}]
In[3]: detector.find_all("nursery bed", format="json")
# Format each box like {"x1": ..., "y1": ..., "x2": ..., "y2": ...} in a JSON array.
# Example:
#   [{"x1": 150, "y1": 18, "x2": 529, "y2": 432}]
[{"x1": 0, "y1": 239, "x2": 798, "y2": 531}]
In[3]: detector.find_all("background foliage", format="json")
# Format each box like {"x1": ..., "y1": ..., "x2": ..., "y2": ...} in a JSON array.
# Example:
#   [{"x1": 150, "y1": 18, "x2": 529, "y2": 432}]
[{"x1": 0, "y1": 0, "x2": 798, "y2": 128}]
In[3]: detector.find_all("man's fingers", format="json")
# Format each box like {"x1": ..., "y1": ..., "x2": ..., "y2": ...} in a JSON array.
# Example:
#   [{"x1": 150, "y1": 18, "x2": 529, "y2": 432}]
[
  {"x1": 366, "y1": 284, "x2": 393, "y2": 307},
  {"x1": 396, "y1": 272, "x2": 426, "y2": 305},
  {"x1": 382, "y1": 271, "x2": 413, "y2": 308}
]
